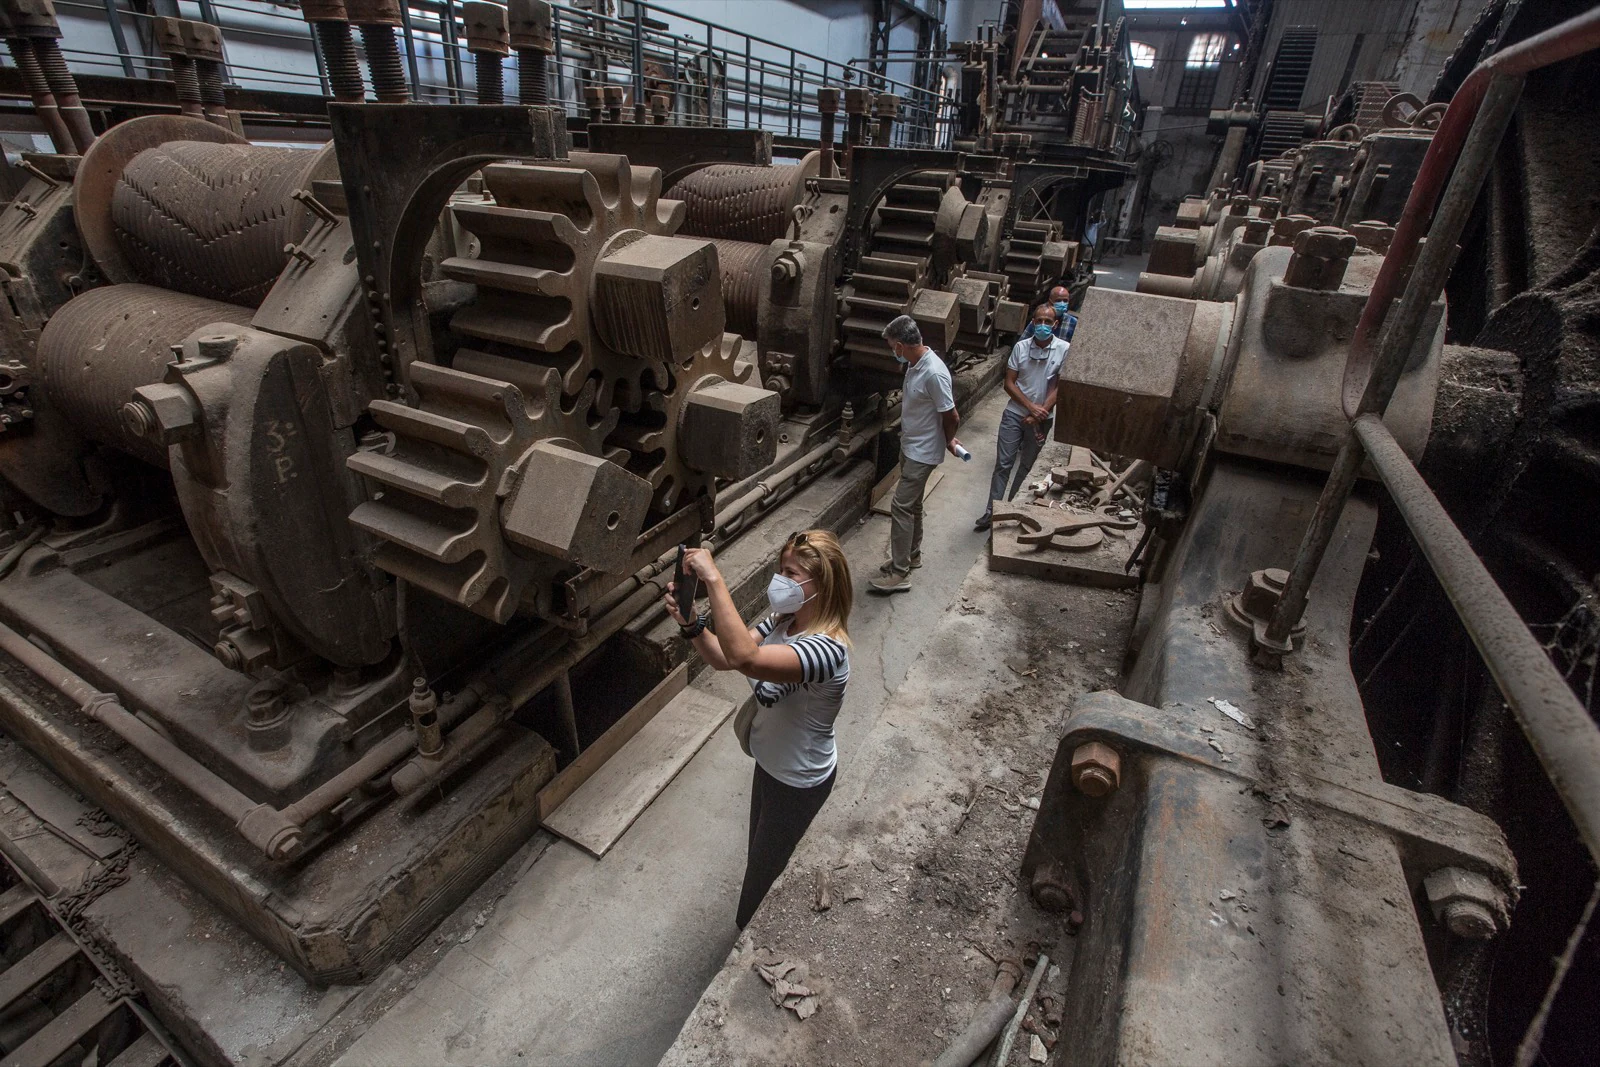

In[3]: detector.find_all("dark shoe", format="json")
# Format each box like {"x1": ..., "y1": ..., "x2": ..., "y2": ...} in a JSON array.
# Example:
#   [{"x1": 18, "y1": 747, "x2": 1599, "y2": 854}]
[{"x1": 974, "y1": 514, "x2": 992, "y2": 531}]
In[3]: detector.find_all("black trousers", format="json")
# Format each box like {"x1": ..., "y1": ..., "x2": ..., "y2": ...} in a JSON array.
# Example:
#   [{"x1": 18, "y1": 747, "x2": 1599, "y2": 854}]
[{"x1": 737, "y1": 762, "x2": 836, "y2": 929}]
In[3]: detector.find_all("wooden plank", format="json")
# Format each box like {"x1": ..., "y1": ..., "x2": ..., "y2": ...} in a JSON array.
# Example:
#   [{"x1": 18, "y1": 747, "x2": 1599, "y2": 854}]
[
  {"x1": 0, "y1": 988, "x2": 121, "y2": 1067},
  {"x1": 0, "y1": 932, "x2": 79, "y2": 1011},
  {"x1": 870, "y1": 468, "x2": 945, "y2": 516},
  {"x1": 534, "y1": 663, "x2": 688, "y2": 824},
  {"x1": 542, "y1": 687, "x2": 734, "y2": 858}
]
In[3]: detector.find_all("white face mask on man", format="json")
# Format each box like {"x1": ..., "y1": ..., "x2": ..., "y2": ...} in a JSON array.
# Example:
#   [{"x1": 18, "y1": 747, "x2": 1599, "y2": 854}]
[{"x1": 766, "y1": 572, "x2": 814, "y2": 615}]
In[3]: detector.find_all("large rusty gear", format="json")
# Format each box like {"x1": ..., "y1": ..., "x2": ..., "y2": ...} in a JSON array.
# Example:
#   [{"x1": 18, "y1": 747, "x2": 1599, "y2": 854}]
[
  {"x1": 347, "y1": 353, "x2": 615, "y2": 623},
  {"x1": 611, "y1": 332, "x2": 755, "y2": 514},
  {"x1": 442, "y1": 151, "x2": 687, "y2": 416}
]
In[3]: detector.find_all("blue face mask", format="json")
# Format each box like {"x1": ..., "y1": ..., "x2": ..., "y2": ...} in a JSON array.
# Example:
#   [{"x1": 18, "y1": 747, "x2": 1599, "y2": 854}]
[
  {"x1": 1053, "y1": 301, "x2": 1070, "y2": 319},
  {"x1": 1032, "y1": 323, "x2": 1055, "y2": 344},
  {"x1": 894, "y1": 351, "x2": 908, "y2": 366}
]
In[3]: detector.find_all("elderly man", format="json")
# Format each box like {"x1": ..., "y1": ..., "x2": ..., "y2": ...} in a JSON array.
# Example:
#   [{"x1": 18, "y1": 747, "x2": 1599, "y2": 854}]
[
  {"x1": 1048, "y1": 284, "x2": 1078, "y2": 342},
  {"x1": 870, "y1": 315, "x2": 962, "y2": 594},
  {"x1": 974, "y1": 302, "x2": 1067, "y2": 531}
]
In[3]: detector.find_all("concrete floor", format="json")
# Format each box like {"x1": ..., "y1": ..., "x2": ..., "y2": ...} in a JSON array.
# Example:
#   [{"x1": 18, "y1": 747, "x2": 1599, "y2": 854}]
[{"x1": 334, "y1": 387, "x2": 1015, "y2": 1067}]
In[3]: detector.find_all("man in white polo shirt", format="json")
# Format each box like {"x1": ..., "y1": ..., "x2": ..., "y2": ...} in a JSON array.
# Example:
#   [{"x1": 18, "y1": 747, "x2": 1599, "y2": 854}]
[
  {"x1": 870, "y1": 315, "x2": 962, "y2": 594},
  {"x1": 974, "y1": 303, "x2": 1067, "y2": 530}
]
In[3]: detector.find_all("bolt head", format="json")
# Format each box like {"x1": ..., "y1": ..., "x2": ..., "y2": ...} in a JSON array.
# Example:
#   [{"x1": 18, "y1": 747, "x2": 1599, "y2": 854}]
[
  {"x1": 1070, "y1": 741, "x2": 1121, "y2": 797},
  {"x1": 213, "y1": 639, "x2": 243, "y2": 670},
  {"x1": 1294, "y1": 225, "x2": 1358, "y2": 261}
]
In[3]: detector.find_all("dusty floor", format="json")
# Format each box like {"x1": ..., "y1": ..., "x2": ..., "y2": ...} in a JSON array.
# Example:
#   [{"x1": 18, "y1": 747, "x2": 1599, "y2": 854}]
[
  {"x1": 661, "y1": 447, "x2": 1140, "y2": 1066},
  {"x1": 317, "y1": 385, "x2": 1034, "y2": 1066}
]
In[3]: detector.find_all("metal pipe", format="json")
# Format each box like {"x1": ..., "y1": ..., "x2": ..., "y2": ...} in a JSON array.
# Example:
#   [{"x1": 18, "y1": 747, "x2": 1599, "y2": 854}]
[
  {"x1": 1263, "y1": 72, "x2": 1526, "y2": 651},
  {"x1": 1353, "y1": 414, "x2": 1600, "y2": 871},
  {"x1": 0, "y1": 619, "x2": 279, "y2": 836},
  {"x1": 554, "y1": 668, "x2": 579, "y2": 758}
]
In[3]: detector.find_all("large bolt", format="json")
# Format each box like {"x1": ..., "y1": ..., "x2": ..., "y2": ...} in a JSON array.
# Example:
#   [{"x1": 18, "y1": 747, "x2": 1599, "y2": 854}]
[
  {"x1": 1442, "y1": 899, "x2": 1498, "y2": 940},
  {"x1": 213, "y1": 638, "x2": 243, "y2": 670},
  {"x1": 1269, "y1": 213, "x2": 1317, "y2": 247},
  {"x1": 1071, "y1": 741, "x2": 1120, "y2": 797},
  {"x1": 462, "y1": 1, "x2": 509, "y2": 105},
  {"x1": 1423, "y1": 867, "x2": 1504, "y2": 941},
  {"x1": 1256, "y1": 196, "x2": 1281, "y2": 220},
  {"x1": 1349, "y1": 219, "x2": 1396, "y2": 255},
  {"x1": 1030, "y1": 859, "x2": 1075, "y2": 914},
  {"x1": 1242, "y1": 217, "x2": 1272, "y2": 245},
  {"x1": 583, "y1": 84, "x2": 604, "y2": 123},
  {"x1": 603, "y1": 84, "x2": 624, "y2": 123},
  {"x1": 1284, "y1": 225, "x2": 1358, "y2": 291},
  {"x1": 650, "y1": 93, "x2": 669, "y2": 124},
  {"x1": 120, "y1": 399, "x2": 155, "y2": 440},
  {"x1": 508, "y1": 0, "x2": 553, "y2": 105}
]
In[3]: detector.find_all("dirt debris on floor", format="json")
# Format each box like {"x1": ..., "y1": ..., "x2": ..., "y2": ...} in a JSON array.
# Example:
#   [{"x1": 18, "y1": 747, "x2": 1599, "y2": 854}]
[{"x1": 662, "y1": 539, "x2": 1140, "y2": 1066}]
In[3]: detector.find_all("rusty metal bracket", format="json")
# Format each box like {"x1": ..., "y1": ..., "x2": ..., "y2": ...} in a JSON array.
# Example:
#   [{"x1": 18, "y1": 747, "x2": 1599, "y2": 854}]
[
  {"x1": 326, "y1": 103, "x2": 568, "y2": 391},
  {"x1": 1025, "y1": 690, "x2": 1517, "y2": 897}
]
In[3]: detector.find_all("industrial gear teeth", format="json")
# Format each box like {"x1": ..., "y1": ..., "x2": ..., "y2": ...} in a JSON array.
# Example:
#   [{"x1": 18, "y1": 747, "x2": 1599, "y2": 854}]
[
  {"x1": 610, "y1": 331, "x2": 755, "y2": 513},
  {"x1": 1002, "y1": 216, "x2": 1062, "y2": 305},
  {"x1": 348, "y1": 355, "x2": 616, "y2": 624},
  {"x1": 443, "y1": 151, "x2": 688, "y2": 416},
  {"x1": 840, "y1": 170, "x2": 953, "y2": 364}
]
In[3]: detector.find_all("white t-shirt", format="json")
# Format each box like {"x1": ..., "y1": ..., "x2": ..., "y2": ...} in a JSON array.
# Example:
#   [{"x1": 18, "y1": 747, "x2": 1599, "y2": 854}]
[
  {"x1": 747, "y1": 615, "x2": 850, "y2": 789},
  {"x1": 900, "y1": 351, "x2": 955, "y2": 465},
  {"x1": 1004, "y1": 334, "x2": 1068, "y2": 418}
]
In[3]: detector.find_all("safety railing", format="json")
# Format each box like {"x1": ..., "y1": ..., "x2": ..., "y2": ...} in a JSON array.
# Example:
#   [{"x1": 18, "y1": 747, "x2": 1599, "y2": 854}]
[
  {"x1": 1265, "y1": 8, "x2": 1600, "y2": 878},
  {"x1": 16, "y1": 0, "x2": 957, "y2": 147}
]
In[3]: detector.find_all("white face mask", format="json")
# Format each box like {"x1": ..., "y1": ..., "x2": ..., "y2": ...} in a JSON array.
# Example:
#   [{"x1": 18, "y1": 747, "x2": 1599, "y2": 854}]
[{"x1": 766, "y1": 573, "x2": 813, "y2": 615}]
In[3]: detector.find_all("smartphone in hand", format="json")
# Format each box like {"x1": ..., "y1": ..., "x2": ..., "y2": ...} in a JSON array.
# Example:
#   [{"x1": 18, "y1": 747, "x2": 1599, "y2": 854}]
[{"x1": 674, "y1": 544, "x2": 700, "y2": 622}]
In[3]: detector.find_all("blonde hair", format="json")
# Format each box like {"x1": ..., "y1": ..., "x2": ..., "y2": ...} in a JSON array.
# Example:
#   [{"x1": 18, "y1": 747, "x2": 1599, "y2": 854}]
[{"x1": 782, "y1": 529, "x2": 852, "y2": 646}]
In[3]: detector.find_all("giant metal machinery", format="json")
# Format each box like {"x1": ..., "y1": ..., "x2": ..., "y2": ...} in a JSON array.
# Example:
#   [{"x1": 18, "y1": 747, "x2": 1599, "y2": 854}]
[{"x1": 0, "y1": 0, "x2": 1136, "y2": 1049}]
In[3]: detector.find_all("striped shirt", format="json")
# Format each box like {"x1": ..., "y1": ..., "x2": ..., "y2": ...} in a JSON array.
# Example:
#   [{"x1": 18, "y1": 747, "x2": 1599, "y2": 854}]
[{"x1": 747, "y1": 615, "x2": 850, "y2": 788}]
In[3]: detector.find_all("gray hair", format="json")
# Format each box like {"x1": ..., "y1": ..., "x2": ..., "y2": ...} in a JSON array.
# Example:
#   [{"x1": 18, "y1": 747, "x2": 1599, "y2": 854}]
[{"x1": 882, "y1": 314, "x2": 921, "y2": 347}]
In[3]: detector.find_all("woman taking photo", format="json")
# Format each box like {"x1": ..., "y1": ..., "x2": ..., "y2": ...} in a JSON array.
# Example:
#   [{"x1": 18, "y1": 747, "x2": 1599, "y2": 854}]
[{"x1": 664, "y1": 530, "x2": 852, "y2": 929}]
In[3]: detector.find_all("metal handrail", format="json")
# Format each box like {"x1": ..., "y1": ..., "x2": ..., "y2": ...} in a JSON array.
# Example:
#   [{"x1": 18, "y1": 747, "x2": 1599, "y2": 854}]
[{"x1": 27, "y1": 0, "x2": 957, "y2": 145}]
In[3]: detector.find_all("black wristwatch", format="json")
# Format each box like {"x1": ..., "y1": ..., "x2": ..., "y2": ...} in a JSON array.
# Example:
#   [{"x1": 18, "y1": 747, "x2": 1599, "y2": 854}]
[{"x1": 680, "y1": 612, "x2": 710, "y2": 640}]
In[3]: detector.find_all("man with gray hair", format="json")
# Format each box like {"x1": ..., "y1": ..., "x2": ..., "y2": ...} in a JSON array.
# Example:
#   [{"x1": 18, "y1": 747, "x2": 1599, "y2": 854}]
[{"x1": 869, "y1": 314, "x2": 962, "y2": 594}]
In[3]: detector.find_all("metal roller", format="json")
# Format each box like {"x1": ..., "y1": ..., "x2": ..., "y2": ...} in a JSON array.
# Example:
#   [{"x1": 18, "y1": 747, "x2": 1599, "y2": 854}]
[
  {"x1": 109, "y1": 141, "x2": 328, "y2": 306},
  {"x1": 707, "y1": 238, "x2": 767, "y2": 337},
  {"x1": 671, "y1": 153, "x2": 819, "y2": 244},
  {"x1": 37, "y1": 284, "x2": 250, "y2": 467}
]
